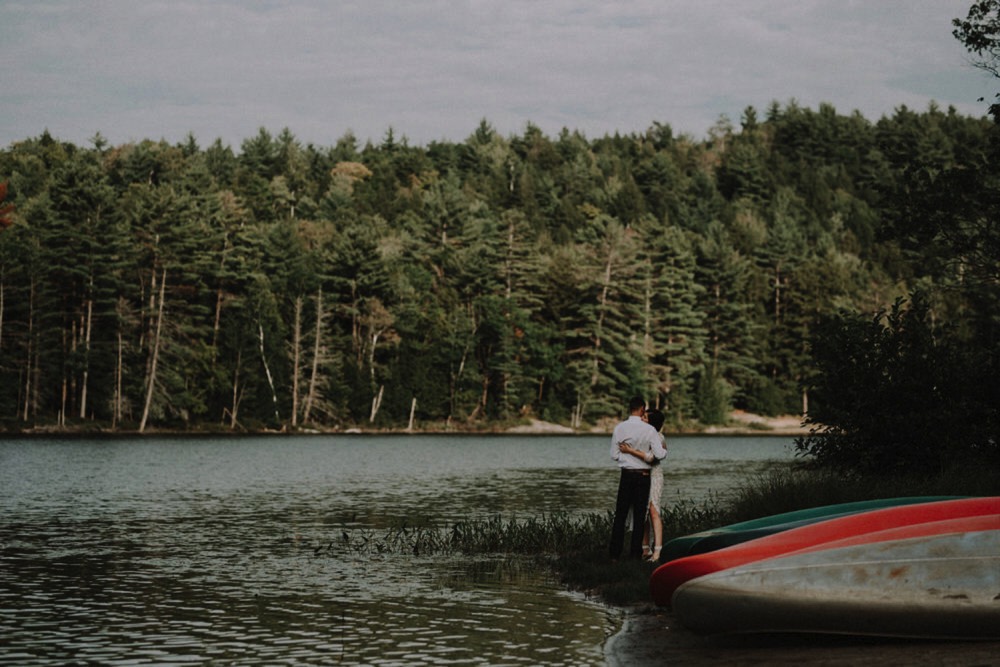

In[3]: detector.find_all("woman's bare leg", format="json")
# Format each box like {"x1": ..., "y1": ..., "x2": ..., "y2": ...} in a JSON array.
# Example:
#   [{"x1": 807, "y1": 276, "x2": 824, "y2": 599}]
[{"x1": 648, "y1": 503, "x2": 663, "y2": 560}]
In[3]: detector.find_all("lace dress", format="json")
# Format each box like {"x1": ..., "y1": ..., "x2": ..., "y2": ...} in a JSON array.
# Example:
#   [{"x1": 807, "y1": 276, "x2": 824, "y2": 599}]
[
  {"x1": 648, "y1": 460, "x2": 663, "y2": 509},
  {"x1": 646, "y1": 434, "x2": 665, "y2": 510}
]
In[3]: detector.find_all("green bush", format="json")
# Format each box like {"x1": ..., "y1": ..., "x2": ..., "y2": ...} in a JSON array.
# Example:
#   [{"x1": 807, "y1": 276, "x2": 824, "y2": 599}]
[
  {"x1": 797, "y1": 293, "x2": 1000, "y2": 475},
  {"x1": 694, "y1": 370, "x2": 732, "y2": 425}
]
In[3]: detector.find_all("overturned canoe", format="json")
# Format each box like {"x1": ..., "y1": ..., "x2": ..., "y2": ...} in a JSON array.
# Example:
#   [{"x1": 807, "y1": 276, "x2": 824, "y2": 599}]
[
  {"x1": 651, "y1": 496, "x2": 1000, "y2": 606},
  {"x1": 672, "y1": 523, "x2": 1000, "y2": 639}
]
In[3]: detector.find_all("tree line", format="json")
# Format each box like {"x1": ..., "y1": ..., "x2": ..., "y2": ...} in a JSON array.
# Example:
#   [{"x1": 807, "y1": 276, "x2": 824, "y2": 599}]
[{"x1": 0, "y1": 101, "x2": 996, "y2": 436}]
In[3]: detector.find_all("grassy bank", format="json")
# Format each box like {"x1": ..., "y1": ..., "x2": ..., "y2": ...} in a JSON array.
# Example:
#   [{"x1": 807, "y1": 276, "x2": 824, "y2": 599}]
[
  {"x1": 557, "y1": 462, "x2": 1000, "y2": 605},
  {"x1": 336, "y1": 463, "x2": 998, "y2": 606}
]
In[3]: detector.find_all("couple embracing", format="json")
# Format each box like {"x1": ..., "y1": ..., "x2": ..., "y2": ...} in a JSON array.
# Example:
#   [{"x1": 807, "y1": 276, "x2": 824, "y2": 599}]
[{"x1": 608, "y1": 395, "x2": 667, "y2": 563}]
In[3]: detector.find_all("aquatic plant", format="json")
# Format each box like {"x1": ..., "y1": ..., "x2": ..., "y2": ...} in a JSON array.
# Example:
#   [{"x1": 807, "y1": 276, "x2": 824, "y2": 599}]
[{"x1": 328, "y1": 512, "x2": 610, "y2": 557}]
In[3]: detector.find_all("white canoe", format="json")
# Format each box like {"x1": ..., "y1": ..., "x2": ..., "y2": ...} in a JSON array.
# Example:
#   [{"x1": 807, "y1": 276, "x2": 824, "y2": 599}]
[{"x1": 672, "y1": 529, "x2": 1000, "y2": 639}]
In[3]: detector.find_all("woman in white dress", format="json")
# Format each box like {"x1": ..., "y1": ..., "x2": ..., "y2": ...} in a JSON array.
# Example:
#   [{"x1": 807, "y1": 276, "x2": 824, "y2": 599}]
[{"x1": 617, "y1": 408, "x2": 666, "y2": 561}]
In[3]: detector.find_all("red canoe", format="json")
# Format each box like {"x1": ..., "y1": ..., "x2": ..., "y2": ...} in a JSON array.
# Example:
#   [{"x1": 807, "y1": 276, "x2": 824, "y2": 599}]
[
  {"x1": 789, "y1": 513, "x2": 1000, "y2": 555},
  {"x1": 650, "y1": 496, "x2": 1000, "y2": 607}
]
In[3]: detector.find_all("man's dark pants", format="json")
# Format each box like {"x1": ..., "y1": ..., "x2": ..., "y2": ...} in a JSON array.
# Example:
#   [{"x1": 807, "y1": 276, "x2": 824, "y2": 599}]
[{"x1": 609, "y1": 469, "x2": 651, "y2": 559}]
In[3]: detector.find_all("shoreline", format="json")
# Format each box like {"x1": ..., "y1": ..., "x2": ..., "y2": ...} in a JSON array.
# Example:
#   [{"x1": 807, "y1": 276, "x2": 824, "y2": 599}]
[
  {"x1": 1, "y1": 411, "x2": 813, "y2": 438},
  {"x1": 507, "y1": 411, "x2": 810, "y2": 436},
  {"x1": 604, "y1": 605, "x2": 1000, "y2": 665}
]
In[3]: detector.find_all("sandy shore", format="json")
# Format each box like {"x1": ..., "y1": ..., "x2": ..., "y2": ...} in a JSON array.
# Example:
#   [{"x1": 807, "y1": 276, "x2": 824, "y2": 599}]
[
  {"x1": 702, "y1": 410, "x2": 811, "y2": 436},
  {"x1": 605, "y1": 605, "x2": 1000, "y2": 666},
  {"x1": 507, "y1": 411, "x2": 812, "y2": 436}
]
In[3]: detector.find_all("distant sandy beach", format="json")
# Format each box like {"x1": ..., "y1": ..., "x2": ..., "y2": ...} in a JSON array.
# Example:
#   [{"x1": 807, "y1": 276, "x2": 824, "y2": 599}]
[{"x1": 506, "y1": 411, "x2": 812, "y2": 436}]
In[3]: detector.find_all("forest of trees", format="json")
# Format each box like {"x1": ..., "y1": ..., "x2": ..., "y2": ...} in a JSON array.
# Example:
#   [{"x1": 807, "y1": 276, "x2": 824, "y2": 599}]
[{"x1": 0, "y1": 101, "x2": 996, "y2": 435}]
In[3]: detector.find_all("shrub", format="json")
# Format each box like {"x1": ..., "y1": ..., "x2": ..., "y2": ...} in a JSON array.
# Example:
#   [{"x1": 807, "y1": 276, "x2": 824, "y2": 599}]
[{"x1": 797, "y1": 293, "x2": 999, "y2": 475}]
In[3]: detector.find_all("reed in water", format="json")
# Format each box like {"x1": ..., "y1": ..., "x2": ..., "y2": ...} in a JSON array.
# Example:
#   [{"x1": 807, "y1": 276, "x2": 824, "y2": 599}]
[{"x1": 332, "y1": 464, "x2": 999, "y2": 606}]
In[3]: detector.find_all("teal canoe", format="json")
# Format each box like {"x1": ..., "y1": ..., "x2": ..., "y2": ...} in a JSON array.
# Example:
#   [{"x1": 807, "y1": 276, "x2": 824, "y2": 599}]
[{"x1": 660, "y1": 496, "x2": 962, "y2": 563}]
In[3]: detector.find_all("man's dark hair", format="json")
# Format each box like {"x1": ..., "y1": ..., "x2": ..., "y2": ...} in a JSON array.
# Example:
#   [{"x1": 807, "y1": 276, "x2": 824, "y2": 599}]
[{"x1": 628, "y1": 396, "x2": 646, "y2": 413}]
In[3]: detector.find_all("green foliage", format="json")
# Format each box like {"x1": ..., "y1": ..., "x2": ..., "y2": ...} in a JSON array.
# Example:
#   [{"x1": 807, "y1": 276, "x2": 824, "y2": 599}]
[
  {"x1": 953, "y1": 0, "x2": 1000, "y2": 120},
  {"x1": 0, "y1": 102, "x2": 995, "y2": 435},
  {"x1": 728, "y1": 465, "x2": 1000, "y2": 522},
  {"x1": 797, "y1": 293, "x2": 1000, "y2": 474},
  {"x1": 693, "y1": 370, "x2": 732, "y2": 425}
]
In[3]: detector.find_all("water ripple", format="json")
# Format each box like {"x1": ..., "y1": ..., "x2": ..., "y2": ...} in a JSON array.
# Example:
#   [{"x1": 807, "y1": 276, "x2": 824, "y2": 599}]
[{"x1": 0, "y1": 435, "x2": 794, "y2": 665}]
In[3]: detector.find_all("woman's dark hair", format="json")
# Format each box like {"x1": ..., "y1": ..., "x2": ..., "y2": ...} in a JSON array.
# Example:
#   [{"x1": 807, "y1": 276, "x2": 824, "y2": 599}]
[{"x1": 646, "y1": 408, "x2": 665, "y2": 432}]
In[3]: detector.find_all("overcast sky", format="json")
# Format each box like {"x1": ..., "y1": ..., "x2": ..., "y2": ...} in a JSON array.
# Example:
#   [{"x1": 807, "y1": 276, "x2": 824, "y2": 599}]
[{"x1": 1, "y1": 1, "x2": 992, "y2": 151}]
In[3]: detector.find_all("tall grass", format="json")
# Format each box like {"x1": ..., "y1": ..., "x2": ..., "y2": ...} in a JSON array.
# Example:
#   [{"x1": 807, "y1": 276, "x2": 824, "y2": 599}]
[
  {"x1": 332, "y1": 501, "x2": 727, "y2": 559},
  {"x1": 331, "y1": 513, "x2": 611, "y2": 557},
  {"x1": 330, "y1": 464, "x2": 999, "y2": 606},
  {"x1": 330, "y1": 502, "x2": 729, "y2": 605}
]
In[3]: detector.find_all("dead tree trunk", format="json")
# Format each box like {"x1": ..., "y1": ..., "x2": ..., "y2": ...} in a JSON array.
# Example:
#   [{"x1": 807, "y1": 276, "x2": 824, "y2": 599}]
[
  {"x1": 258, "y1": 320, "x2": 281, "y2": 428},
  {"x1": 303, "y1": 287, "x2": 324, "y2": 425},
  {"x1": 139, "y1": 266, "x2": 167, "y2": 433},
  {"x1": 291, "y1": 295, "x2": 302, "y2": 427},
  {"x1": 79, "y1": 287, "x2": 93, "y2": 419}
]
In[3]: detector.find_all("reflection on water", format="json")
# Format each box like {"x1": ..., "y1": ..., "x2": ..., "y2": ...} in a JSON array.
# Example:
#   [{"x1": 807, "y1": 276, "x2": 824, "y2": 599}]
[{"x1": 0, "y1": 434, "x2": 794, "y2": 665}]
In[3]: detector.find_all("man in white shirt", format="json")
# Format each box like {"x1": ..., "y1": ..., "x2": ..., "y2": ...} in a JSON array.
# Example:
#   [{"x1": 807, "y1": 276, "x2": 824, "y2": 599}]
[{"x1": 608, "y1": 395, "x2": 667, "y2": 560}]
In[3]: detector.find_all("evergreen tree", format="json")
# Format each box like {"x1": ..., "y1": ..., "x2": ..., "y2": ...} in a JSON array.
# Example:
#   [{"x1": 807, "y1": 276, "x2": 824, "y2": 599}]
[
  {"x1": 695, "y1": 221, "x2": 761, "y2": 421},
  {"x1": 638, "y1": 222, "x2": 708, "y2": 422},
  {"x1": 0, "y1": 103, "x2": 995, "y2": 432}
]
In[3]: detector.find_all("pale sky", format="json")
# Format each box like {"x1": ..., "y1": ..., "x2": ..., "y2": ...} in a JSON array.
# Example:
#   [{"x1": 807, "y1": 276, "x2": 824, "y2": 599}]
[{"x1": 1, "y1": 0, "x2": 992, "y2": 151}]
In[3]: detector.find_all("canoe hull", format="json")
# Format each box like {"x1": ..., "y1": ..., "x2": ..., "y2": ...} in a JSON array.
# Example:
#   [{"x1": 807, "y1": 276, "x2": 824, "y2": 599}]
[
  {"x1": 672, "y1": 530, "x2": 1000, "y2": 639},
  {"x1": 651, "y1": 497, "x2": 1000, "y2": 606}
]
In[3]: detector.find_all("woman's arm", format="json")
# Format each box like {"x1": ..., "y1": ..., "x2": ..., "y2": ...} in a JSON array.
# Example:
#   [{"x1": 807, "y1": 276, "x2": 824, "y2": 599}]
[{"x1": 618, "y1": 441, "x2": 654, "y2": 462}]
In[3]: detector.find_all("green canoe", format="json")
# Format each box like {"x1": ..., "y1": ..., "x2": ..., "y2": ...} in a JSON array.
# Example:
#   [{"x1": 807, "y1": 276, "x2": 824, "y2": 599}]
[{"x1": 660, "y1": 496, "x2": 962, "y2": 563}]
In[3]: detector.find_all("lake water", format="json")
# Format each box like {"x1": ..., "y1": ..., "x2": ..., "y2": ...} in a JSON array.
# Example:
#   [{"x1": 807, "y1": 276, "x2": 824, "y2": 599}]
[{"x1": 0, "y1": 434, "x2": 796, "y2": 665}]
